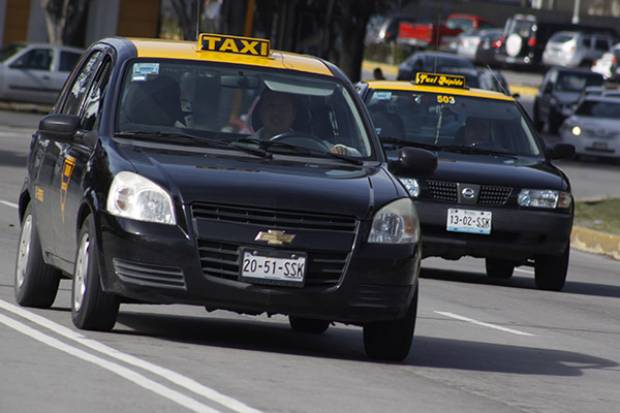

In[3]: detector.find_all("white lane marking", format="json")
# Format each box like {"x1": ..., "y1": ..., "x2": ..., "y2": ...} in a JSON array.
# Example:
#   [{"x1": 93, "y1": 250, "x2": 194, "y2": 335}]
[
  {"x1": 434, "y1": 311, "x2": 535, "y2": 337},
  {"x1": 0, "y1": 200, "x2": 18, "y2": 209},
  {"x1": 0, "y1": 299, "x2": 262, "y2": 413},
  {"x1": 0, "y1": 312, "x2": 220, "y2": 413},
  {"x1": 515, "y1": 268, "x2": 534, "y2": 275}
]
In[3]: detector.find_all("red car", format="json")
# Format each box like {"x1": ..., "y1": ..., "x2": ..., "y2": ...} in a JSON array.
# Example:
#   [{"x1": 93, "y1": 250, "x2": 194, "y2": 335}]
[{"x1": 398, "y1": 14, "x2": 494, "y2": 48}]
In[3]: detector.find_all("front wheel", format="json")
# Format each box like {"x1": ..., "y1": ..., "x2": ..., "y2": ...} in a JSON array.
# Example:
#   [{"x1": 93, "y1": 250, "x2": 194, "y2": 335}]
[
  {"x1": 14, "y1": 204, "x2": 60, "y2": 308},
  {"x1": 71, "y1": 215, "x2": 119, "y2": 331},
  {"x1": 485, "y1": 258, "x2": 515, "y2": 279},
  {"x1": 363, "y1": 284, "x2": 418, "y2": 362},
  {"x1": 289, "y1": 317, "x2": 330, "y2": 334},
  {"x1": 535, "y1": 244, "x2": 569, "y2": 291}
]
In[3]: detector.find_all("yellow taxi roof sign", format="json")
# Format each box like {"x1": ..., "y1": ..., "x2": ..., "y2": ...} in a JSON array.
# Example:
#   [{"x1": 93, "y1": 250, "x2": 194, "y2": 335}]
[
  {"x1": 197, "y1": 33, "x2": 270, "y2": 57},
  {"x1": 415, "y1": 72, "x2": 466, "y2": 89}
]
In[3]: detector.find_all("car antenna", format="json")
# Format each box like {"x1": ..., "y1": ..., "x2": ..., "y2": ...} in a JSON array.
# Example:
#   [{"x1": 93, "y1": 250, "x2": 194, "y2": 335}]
[
  {"x1": 195, "y1": 0, "x2": 201, "y2": 40},
  {"x1": 486, "y1": 64, "x2": 511, "y2": 96}
]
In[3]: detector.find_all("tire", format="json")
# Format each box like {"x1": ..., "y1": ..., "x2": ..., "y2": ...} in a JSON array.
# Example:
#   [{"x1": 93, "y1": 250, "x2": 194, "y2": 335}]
[
  {"x1": 289, "y1": 317, "x2": 330, "y2": 334},
  {"x1": 485, "y1": 258, "x2": 515, "y2": 279},
  {"x1": 14, "y1": 204, "x2": 61, "y2": 308},
  {"x1": 535, "y1": 244, "x2": 569, "y2": 291},
  {"x1": 363, "y1": 284, "x2": 418, "y2": 362},
  {"x1": 71, "y1": 215, "x2": 119, "y2": 331}
]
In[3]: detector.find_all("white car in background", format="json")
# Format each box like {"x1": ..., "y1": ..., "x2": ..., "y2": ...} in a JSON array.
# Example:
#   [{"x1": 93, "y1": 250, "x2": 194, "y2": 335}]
[
  {"x1": 592, "y1": 44, "x2": 620, "y2": 80},
  {"x1": 561, "y1": 96, "x2": 620, "y2": 160},
  {"x1": 0, "y1": 43, "x2": 83, "y2": 104}
]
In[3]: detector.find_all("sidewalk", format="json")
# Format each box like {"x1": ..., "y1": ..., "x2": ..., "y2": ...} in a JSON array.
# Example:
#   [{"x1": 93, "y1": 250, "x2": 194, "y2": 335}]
[{"x1": 572, "y1": 226, "x2": 620, "y2": 261}]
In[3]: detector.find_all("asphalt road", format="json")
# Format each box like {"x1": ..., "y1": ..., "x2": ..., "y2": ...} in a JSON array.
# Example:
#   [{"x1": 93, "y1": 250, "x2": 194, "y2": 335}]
[{"x1": 0, "y1": 113, "x2": 619, "y2": 413}]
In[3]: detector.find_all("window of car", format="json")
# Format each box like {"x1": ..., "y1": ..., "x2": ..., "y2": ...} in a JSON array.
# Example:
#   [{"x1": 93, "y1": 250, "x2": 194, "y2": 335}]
[
  {"x1": 61, "y1": 51, "x2": 102, "y2": 116},
  {"x1": 594, "y1": 37, "x2": 610, "y2": 51},
  {"x1": 9, "y1": 48, "x2": 53, "y2": 71},
  {"x1": 510, "y1": 19, "x2": 534, "y2": 38},
  {"x1": 59, "y1": 51, "x2": 82, "y2": 72},
  {"x1": 81, "y1": 58, "x2": 112, "y2": 131},
  {"x1": 550, "y1": 33, "x2": 575, "y2": 44},
  {"x1": 580, "y1": 35, "x2": 592, "y2": 48},
  {"x1": 366, "y1": 90, "x2": 541, "y2": 157},
  {"x1": 446, "y1": 18, "x2": 473, "y2": 31},
  {"x1": 555, "y1": 72, "x2": 603, "y2": 92},
  {"x1": 115, "y1": 59, "x2": 374, "y2": 159},
  {"x1": 576, "y1": 100, "x2": 620, "y2": 118}
]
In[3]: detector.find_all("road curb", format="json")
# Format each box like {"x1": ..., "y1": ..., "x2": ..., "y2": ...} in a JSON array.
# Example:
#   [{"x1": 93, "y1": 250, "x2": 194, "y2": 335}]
[
  {"x1": 0, "y1": 101, "x2": 51, "y2": 114},
  {"x1": 361, "y1": 60, "x2": 538, "y2": 97},
  {"x1": 571, "y1": 225, "x2": 620, "y2": 261}
]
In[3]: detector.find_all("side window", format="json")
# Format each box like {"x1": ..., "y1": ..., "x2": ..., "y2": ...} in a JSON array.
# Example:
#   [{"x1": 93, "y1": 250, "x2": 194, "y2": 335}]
[
  {"x1": 594, "y1": 37, "x2": 609, "y2": 51},
  {"x1": 61, "y1": 51, "x2": 101, "y2": 116},
  {"x1": 81, "y1": 59, "x2": 112, "y2": 131},
  {"x1": 581, "y1": 36, "x2": 592, "y2": 48},
  {"x1": 59, "y1": 51, "x2": 82, "y2": 72},
  {"x1": 10, "y1": 48, "x2": 53, "y2": 71}
]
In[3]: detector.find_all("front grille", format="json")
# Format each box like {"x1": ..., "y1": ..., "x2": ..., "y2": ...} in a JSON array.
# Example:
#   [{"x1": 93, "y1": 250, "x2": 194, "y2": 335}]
[
  {"x1": 424, "y1": 180, "x2": 458, "y2": 202},
  {"x1": 478, "y1": 185, "x2": 512, "y2": 206},
  {"x1": 113, "y1": 258, "x2": 186, "y2": 290},
  {"x1": 198, "y1": 241, "x2": 348, "y2": 287},
  {"x1": 422, "y1": 180, "x2": 513, "y2": 206},
  {"x1": 191, "y1": 203, "x2": 356, "y2": 233}
]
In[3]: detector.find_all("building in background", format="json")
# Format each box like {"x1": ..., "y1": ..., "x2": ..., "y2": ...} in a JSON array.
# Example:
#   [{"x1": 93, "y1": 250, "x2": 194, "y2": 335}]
[{"x1": 0, "y1": 0, "x2": 160, "y2": 48}]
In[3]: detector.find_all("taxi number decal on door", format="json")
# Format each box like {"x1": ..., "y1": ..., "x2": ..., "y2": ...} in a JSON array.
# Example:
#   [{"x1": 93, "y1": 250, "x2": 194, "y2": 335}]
[
  {"x1": 35, "y1": 186, "x2": 45, "y2": 203},
  {"x1": 437, "y1": 95, "x2": 456, "y2": 105},
  {"x1": 60, "y1": 155, "x2": 77, "y2": 222}
]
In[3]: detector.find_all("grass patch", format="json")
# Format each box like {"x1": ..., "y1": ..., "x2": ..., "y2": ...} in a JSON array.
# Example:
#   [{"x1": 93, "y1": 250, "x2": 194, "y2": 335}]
[{"x1": 574, "y1": 198, "x2": 620, "y2": 235}]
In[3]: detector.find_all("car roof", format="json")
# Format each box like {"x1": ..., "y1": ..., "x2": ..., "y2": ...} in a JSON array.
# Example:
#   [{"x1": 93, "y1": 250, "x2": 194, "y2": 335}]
[
  {"x1": 129, "y1": 38, "x2": 333, "y2": 77},
  {"x1": 23, "y1": 43, "x2": 83, "y2": 52},
  {"x1": 365, "y1": 80, "x2": 514, "y2": 102}
]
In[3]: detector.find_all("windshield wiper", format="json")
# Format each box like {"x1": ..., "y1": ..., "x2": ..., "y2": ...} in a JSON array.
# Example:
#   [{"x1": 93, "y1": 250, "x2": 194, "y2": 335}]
[
  {"x1": 234, "y1": 137, "x2": 363, "y2": 165},
  {"x1": 115, "y1": 131, "x2": 271, "y2": 158},
  {"x1": 439, "y1": 144, "x2": 519, "y2": 158},
  {"x1": 380, "y1": 137, "x2": 441, "y2": 151}
]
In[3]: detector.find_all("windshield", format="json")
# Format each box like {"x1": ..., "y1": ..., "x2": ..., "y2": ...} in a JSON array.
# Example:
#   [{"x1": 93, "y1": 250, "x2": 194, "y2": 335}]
[
  {"x1": 576, "y1": 100, "x2": 620, "y2": 118},
  {"x1": 549, "y1": 33, "x2": 576, "y2": 43},
  {"x1": 555, "y1": 73, "x2": 603, "y2": 92},
  {"x1": 116, "y1": 60, "x2": 373, "y2": 159},
  {"x1": 446, "y1": 18, "x2": 473, "y2": 31},
  {"x1": 366, "y1": 90, "x2": 541, "y2": 157},
  {"x1": 0, "y1": 44, "x2": 25, "y2": 62}
]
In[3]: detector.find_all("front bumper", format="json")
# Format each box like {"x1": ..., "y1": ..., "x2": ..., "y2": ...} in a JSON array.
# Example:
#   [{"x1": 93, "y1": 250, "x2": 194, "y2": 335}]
[
  {"x1": 95, "y1": 211, "x2": 420, "y2": 323},
  {"x1": 415, "y1": 201, "x2": 572, "y2": 261},
  {"x1": 561, "y1": 131, "x2": 619, "y2": 158}
]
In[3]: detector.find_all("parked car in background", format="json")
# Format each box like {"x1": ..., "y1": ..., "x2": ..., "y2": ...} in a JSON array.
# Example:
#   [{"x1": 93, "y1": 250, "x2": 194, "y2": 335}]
[
  {"x1": 397, "y1": 51, "x2": 474, "y2": 80},
  {"x1": 398, "y1": 13, "x2": 492, "y2": 49},
  {"x1": 542, "y1": 31, "x2": 615, "y2": 68},
  {"x1": 561, "y1": 96, "x2": 620, "y2": 160},
  {"x1": 533, "y1": 67, "x2": 604, "y2": 133},
  {"x1": 441, "y1": 67, "x2": 510, "y2": 95},
  {"x1": 0, "y1": 43, "x2": 83, "y2": 104},
  {"x1": 591, "y1": 44, "x2": 620, "y2": 80},
  {"x1": 496, "y1": 14, "x2": 616, "y2": 68},
  {"x1": 457, "y1": 28, "x2": 504, "y2": 66}
]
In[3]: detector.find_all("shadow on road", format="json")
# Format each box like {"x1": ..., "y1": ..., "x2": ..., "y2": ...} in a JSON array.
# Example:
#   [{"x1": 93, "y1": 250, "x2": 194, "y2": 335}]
[
  {"x1": 421, "y1": 267, "x2": 620, "y2": 299},
  {"x1": 116, "y1": 311, "x2": 617, "y2": 376},
  {"x1": 0, "y1": 150, "x2": 27, "y2": 168}
]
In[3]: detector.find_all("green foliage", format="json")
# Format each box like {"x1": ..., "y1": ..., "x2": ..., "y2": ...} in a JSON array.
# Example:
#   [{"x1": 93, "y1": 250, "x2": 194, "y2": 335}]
[{"x1": 575, "y1": 198, "x2": 620, "y2": 235}]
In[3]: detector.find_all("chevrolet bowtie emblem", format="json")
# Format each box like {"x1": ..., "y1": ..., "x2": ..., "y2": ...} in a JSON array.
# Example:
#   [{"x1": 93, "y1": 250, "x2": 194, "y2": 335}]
[{"x1": 255, "y1": 230, "x2": 295, "y2": 246}]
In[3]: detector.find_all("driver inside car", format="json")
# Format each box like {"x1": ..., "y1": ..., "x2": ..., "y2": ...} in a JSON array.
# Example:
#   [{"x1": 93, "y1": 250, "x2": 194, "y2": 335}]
[{"x1": 256, "y1": 90, "x2": 360, "y2": 156}]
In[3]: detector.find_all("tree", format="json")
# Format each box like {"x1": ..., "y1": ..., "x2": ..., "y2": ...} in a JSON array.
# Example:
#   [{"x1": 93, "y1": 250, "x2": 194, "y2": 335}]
[{"x1": 41, "y1": 0, "x2": 91, "y2": 47}]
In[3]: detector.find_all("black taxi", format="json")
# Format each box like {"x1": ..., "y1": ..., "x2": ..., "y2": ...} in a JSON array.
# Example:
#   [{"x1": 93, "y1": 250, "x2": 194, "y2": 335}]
[
  {"x1": 14, "y1": 34, "x2": 436, "y2": 361},
  {"x1": 358, "y1": 73, "x2": 575, "y2": 291}
]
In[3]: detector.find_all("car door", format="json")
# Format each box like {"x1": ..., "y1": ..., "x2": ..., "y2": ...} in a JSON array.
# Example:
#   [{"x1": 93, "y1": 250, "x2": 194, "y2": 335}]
[
  {"x1": 4, "y1": 46, "x2": 57, "y2": 103},
  {"x1": 31, "y1": 50, "x2": 102, "y2": 264},
  {"x1": 54, "y1": 53, "x2": 112, "y2": 263}
]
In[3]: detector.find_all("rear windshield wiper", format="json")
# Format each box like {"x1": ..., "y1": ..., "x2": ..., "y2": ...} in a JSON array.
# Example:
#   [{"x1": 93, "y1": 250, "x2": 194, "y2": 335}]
[
  {"x1": 234, "y1": 137, "x2": 363, "y2": 165},
  {"x1": 115, "y1": 131, "x2": 271, "y2": 158}
]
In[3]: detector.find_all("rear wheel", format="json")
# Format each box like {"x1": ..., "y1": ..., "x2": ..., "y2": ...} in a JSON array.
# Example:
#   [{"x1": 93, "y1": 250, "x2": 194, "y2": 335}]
[
  {"x1": 289, "y1": 317, "x2": 330, "y2": 334},
  {"x1": 364, "y1": 284, "x2": 418, "y2": 362},
  {"x1": 71, "y1": 215, "x2": 119, "y2": 331},
  {"x1": 485, "y1": 258, "x2": 515, "y2": 279},
  {"x1": 14, "y1": 204, "x2": 60, "y2": 308},
  {"x1": 535, "y1": 244, "x2": 569, "y2": 291}
]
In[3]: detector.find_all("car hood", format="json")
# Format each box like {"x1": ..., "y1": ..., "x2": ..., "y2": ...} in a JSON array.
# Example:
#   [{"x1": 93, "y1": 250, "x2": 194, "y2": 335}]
[
  {"x1": 119, "y1": 144, "x2": 399, "y2": 220},
  {"x1": 421, "y1": 151, "x2": 566, "y2": 190}
]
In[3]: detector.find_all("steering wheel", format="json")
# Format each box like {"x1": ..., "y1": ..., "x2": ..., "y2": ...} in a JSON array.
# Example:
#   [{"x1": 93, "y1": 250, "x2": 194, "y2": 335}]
[{"x1": 269, "y1": 131, "x2": 330, "y2": 152}]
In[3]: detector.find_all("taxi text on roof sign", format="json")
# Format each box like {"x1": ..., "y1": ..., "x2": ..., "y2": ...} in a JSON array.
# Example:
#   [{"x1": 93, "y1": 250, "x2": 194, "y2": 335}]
[
  {"x1": 415, "y1": 72, "x2": 467, "y2": 89},
  {"x1": 198, "y1": 33, "x2": 270, "y2": 57}
]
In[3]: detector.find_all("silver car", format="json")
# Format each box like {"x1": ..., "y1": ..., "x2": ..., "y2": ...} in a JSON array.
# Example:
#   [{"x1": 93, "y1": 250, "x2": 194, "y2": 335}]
[
  {"x1": 543, "y1": 31, "x2": 614, "y2": 68},
  {"x1": 0, "y1": 43, "x2": 83, "y2": 104},
  {"x1": 560, "y1": 96, "x2": 620, "y2": 159}
]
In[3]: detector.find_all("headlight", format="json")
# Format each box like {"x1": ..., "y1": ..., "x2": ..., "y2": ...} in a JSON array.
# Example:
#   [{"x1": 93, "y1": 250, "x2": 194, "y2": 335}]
[
  {"x1": 571, "y1": 125, "x2": 581, "y2": 136},
  {"x1": 106, "y1": 171, "x2": 176, "y2": 225},
  {"x1": 399, "y1": 178, "x2": 420, "y2": 198},
  {"x1": 368, "y1": 198, "x2": 420, "y2": 244},
  {"x1": 517, "y1": 189, "x2": 572, "y2": 209}
]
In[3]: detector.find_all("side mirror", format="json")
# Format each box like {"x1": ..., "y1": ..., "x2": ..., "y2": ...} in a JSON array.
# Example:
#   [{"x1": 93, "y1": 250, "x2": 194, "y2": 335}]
[
  {"x1": 38, "y1": 114, "x2": 80, "y2": 142},
  {"x1": 547, "y1": 143, "x2": 575, "y2": 160},
  {"x1": 389, "y1": 147, "x2": 437, "y2": 177}
]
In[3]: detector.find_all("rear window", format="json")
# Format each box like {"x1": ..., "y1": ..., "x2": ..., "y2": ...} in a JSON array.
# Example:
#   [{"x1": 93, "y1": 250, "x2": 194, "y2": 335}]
[
  {"x1": 549, "y1": 33, "x2": 576, "y2": 43},
  {"x1": 576, "y1": 100, "x2": 620, "y2": 118},
  {"x1": 555, "y1": 73, "x2": 604, "y2": 92},
  {"x1": 510, "y1": 19, "x2": 534, "y2": 38}
]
